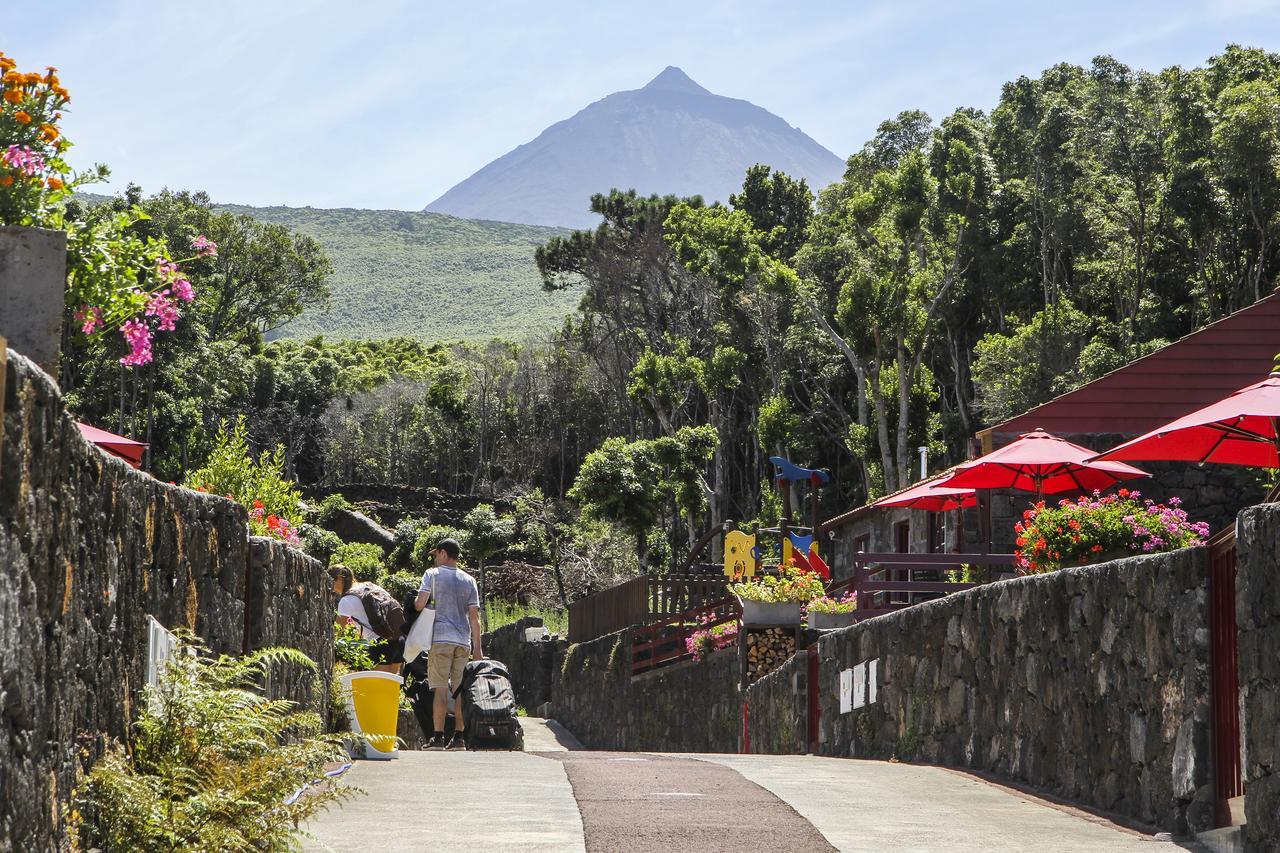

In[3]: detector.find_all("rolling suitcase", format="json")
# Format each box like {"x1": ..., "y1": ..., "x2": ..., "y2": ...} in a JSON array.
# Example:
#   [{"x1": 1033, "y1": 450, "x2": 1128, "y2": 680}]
[{"x1": 455, "y1": 659, "x2": 524, "y2": 751}]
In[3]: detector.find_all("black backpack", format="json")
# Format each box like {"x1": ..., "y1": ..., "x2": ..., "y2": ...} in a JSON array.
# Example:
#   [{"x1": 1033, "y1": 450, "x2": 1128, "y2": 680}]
[
  {"x1": 454, "y1": 659, "x2": 523, "y2": 750},
  {"x1": 344, "y1": 583, "x2": 406, "y2": 640}
]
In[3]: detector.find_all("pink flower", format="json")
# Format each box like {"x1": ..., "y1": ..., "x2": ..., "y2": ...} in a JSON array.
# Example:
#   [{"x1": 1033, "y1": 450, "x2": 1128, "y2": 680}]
[
  {"x1": 191, "y1": 235, "x2": 218, "y2": 257},
  {"x1": 155, "y1": 258, "x2": 179, "y2": 281},
  {"x1": 170, "y1": 277, "x2": 195, "y2": 302},
  {"x1": 119, "y1": 319, "x2": 153, "y2": 366},
  {"x1": 2, "y1": 144, "x2": 45, "y2": 177},
  {"x1": 74, "y1": 305, "x2": 103, "y2": 334},
  {"x1": 145, "y1": 290, "x2": 180, "y2": 332}
]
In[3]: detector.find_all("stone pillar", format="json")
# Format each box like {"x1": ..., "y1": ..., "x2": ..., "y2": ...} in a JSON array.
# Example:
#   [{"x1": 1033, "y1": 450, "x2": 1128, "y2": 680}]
[
  {"x1": 0, "y1": 225, "x2": 67, "y2": 377},
  {"x1": 1238, "y1": 503, "x2": 1280, "y2": 851}
]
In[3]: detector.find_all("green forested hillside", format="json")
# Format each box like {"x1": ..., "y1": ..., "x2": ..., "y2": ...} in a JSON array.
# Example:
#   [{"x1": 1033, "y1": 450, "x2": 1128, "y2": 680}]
[{"x1": 215, "y1": 205, "x2": 578, "y2": 341}]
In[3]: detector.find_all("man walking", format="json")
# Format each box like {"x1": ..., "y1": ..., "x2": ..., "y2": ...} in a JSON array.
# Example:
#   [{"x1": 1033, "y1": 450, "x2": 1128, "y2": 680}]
[{"x1": 415, "y1": 538, "x2": 483, "y2": 750}]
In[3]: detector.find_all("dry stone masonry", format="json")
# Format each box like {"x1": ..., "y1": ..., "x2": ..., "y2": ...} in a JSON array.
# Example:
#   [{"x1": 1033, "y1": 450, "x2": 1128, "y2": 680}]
[
  {"x1": 747, "y1": 548, "x2": 1215, "y2": 836},
  {"x1": 0, "y1": 350, "x2": 334, "y2": 851},
  {"x1": 1237, "y1": 502, "x2": 1280, "y2": 852},
  {"x1": 552, "y1": 628, "x2": 740, "y2": 753}
]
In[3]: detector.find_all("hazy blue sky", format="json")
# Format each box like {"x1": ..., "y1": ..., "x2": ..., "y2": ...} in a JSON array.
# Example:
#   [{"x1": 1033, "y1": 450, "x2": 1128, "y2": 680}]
[{"x1": 11, "y1": 0, "x2": 1280, "y2": 210}]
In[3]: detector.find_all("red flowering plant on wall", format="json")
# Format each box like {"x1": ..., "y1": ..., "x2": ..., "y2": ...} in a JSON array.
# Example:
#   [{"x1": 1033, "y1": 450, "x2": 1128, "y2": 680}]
[
  {"x1": 685, "y1": 613, "x2": 739, "y2": 662},
  {"x1": 0, "y1": 48, "x2": 215, "y2": 366},
  {"x1": 1014, "y1": 489, "x2": 1210, "y2": 574}
]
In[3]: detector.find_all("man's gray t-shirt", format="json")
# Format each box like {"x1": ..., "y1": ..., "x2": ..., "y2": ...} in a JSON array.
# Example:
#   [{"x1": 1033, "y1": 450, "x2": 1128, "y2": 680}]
[{"x1": 418, "y1": 565, "x2": 480, "y2": 648}]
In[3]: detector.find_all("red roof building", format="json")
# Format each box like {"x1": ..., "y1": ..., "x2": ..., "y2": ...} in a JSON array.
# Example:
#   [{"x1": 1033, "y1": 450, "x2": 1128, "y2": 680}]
[{"x1": 977, "y1": 291, "x2": 1280, "y2": 452}]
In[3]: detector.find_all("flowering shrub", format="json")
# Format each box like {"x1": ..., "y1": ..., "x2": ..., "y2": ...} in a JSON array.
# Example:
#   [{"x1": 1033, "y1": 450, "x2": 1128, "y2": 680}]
[
  {"x1": 184, "y1": 417, "x2": 304, "y2": 547},
  {"x1": 0, "y1": 49, "x2": 214, "y2": 366},
  {"x1": 1015, "y1": 489, "x2": 1210, "y2": 574},
  {"x1": 685, "y1": 614, "x2": 739, "y2": 662},
  {"x1": 806, "y1": 591, "x2": 857, "y2": 615},
  {"x1": 730, "y1": 566, "x2": 825, "y2": 603}
]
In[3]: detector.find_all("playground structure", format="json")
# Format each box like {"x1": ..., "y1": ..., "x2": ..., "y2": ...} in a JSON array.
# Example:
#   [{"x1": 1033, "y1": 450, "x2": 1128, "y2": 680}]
[{"x1": 568, "y1": 454, "x2": 1014, "y2": 681}]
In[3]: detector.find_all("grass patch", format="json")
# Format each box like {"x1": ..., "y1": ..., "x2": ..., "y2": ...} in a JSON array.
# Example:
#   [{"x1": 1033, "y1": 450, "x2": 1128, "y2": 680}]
[{"x1": 484, "y1": 599, "x2": 568, "y2": 637}]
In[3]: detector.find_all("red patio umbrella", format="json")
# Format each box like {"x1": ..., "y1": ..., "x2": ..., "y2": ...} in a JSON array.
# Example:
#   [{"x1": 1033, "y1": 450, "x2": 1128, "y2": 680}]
[
  {"x1": 1090, "y1": 373, "x2": 1280, "y2": 468},
  {"x1": 874, "y1": 477, "x2": 976, "y2": 512},
  {"x1": 77, "y1": 422, "x2": 147, "y2": 468},
  {"x1": 940, "y1": 428, "x2": 1149, "y2": 498}
]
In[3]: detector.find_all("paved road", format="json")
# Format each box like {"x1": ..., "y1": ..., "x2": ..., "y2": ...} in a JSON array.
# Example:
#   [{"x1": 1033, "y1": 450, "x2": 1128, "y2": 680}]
[{"x1": 303, "y1": 720, "x2": 1186, "y2": 852}]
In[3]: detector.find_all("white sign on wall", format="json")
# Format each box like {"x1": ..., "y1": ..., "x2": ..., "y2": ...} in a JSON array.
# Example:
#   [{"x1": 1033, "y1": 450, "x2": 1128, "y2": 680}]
[
  {"x1": 839, "y1": 658, "x2": 880, "y2": 714},
  {"x1": 839, "y1": 668, "x2": 853, "y2": 713},
  {"x1": 146, "y1": 615, "x2": 177, "y2": 690}
]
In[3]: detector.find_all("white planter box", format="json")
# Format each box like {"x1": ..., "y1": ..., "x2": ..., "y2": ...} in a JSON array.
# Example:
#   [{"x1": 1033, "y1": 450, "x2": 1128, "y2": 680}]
[{"x1": 738, "y1": 598, "x2": 802, "y2": 626}]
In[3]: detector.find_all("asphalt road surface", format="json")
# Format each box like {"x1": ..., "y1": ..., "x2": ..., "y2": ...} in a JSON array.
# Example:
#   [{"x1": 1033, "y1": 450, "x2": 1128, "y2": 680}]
[{"x1": 302, "y1": 720, "x2": 1185, "y2": 852}]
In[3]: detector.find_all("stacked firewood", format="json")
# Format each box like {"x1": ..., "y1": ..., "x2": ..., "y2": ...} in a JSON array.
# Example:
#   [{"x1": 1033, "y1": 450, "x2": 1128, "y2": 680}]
[{"x1": 745, "y1": 627, "x2": 796, "y2": 683}]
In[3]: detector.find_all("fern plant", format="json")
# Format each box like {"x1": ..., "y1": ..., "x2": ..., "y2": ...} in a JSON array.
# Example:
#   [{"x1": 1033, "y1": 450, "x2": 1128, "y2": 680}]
[{"x1": 72, "y1": 635, "x2": 357, "y2": 852}]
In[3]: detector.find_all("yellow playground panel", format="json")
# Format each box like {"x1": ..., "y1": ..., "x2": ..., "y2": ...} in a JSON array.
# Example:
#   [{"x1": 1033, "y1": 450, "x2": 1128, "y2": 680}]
[{"x1": 723, "y1": 530, "x2": 757, "y2": 580}]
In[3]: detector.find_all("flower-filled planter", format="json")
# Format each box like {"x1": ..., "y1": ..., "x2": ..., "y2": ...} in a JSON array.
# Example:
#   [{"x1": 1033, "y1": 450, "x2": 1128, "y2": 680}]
[
  {"x1": 730, "y1": 567, "x2": 825, "y2": 626},
  {"x1": 0, "y1": 50, "x2": 216, "y2": 371},
  {"x1": 806, "y1": 591, "x2": 857, "y2": 629},
  {"x1": 685, "y1": 617, "x2": 739, "y2": 662},
  {"x1": 1015, "y1": 490, "x2": 1210, "y2": 574}
]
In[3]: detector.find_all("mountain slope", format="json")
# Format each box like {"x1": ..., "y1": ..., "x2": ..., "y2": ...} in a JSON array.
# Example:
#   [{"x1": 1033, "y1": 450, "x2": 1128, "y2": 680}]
[
  {"x1": 426, "y1": 66, "x2": 846, "y2": 228},
  {"x1": 215, "y1": 205, "x2": 576, "y2": 342}
]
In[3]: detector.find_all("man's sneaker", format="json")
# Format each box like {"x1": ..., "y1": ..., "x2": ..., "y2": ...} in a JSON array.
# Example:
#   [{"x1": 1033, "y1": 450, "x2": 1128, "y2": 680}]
[
  {"x1": 423, "y1": 734, "x2": 447, "y2": 751},
  {"x1": 445, "y1": 733, "x2": 467, "y2": 751}
]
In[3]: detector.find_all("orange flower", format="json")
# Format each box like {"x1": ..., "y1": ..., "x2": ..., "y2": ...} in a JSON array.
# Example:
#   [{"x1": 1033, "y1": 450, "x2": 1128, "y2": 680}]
[
  {"x1": 40, "y1": 123, "x2": 57, "y2": 142},
  {"x1": 46, "y1": 176, "x2": 64, "y2": 191},
  {"x1": 0, "y1": 175, "x2": 12, "y2": 187},
  {"x1": 2, "y1": 71, "x2": 22, "y2": 85},
  {"x1": 52, "y1": 85, "x2": 69, "y2": 101},
  {"x1": 2, "y1": 89, "x2": 22, "y2": 105},
  {"x1": 22, "y1": 72, "x2": 41, "y2": 86},
  {"x1": 13, "y1": 110, "x2": 31, "y2": 124}
]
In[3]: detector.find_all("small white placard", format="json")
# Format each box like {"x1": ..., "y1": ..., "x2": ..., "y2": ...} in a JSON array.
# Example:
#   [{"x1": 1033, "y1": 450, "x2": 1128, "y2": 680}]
[
  {"x1": 145, "y1": 615, "x2": 178, "y2": 712},
  {"x1": 853, "y1": 664, "x2": 867, "y2": 710},
  {"x1": 839, "y1": 668, "x2": 853, "y2": 713},
  {"x1": 868, "y1": 658, "x2": 878, "y2": 704}
]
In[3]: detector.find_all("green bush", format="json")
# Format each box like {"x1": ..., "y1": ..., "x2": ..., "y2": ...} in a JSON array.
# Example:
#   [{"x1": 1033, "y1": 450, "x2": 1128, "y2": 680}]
[
  {"x1": 316, "y1": 492, "x2": 351, "y2": 523},
  {"x1": 334, "y1": 621, "x2": 375, "y2": 671},
  {"x1": 409, "y1": 524, "x2": 462, "y2": 571},
  {"x1": 332, "y1": 542, "x2": 384, "y2": 581},
  {"x1": 183, "y1": 417, "x2": 301, "y2": 526},
  {"x1": 378, "y1": 570, "x2": 422, "y2": 602},
  {"x1": 72, "y1": 635, "x2": 353, "y2": 851},
  {"x1": 302, "y1": 525, "x2": 343, "y2": 564}
]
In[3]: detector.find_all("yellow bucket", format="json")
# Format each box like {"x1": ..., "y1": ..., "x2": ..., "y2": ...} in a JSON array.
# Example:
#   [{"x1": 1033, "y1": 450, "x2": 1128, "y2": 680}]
[{"x1": 339, "y1": 671, "x2": 403, "y2": 760}]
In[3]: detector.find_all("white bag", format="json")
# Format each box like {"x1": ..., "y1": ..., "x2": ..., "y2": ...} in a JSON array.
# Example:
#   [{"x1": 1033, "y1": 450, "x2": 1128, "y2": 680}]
[{"x1": 403, "y1": 574, "x2": 435, "y2": 662}]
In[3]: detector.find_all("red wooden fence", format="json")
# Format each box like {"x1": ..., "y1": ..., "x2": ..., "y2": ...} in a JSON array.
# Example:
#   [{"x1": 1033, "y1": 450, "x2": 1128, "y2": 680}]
[
  {"x1": 631, "y1": 596, "x2": 740, "y2": 676},
  {"x1": 829, "y1": 552, "x2": 1017, "y2": 620},
  {"x1": 1208, "y1": 526, "x2": 1242, "y2": 827}
]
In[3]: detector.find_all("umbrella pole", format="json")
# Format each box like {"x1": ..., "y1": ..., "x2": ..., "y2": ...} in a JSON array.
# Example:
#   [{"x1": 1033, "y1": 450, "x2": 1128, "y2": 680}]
[{"x1": 978, "y1": 488, "x2": 991, "y2": 555}]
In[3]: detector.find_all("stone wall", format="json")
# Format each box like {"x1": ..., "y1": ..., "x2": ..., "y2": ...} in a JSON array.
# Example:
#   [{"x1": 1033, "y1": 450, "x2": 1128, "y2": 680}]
[
  {"x1": 0, "y1": 351, "x2": 333, "y2": 851},
  {"x1": 302, "y1": 483, "x2": 510, "y2": 528},
  {"x1": 553, "y1": 629, "x2": 740, "y2": 752},
  {"x1": 248, "y1": 537, "x2": 334, "y2": 720},
  {"x1": 745, "y1": 649, "x2": 808, "y2": 755},
  {"x1": 482, "y1": 616, "x2": 565, "y2": 714},
  {"x1": 746, "y1": 549, "x2": 1214, "y2": 836},
  {"x1": 1237, "y1": 503, "x2": 1280, "y2": 851}
]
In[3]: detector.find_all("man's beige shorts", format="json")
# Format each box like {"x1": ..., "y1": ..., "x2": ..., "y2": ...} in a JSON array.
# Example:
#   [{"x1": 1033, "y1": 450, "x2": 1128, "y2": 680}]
[{"x1": 427, "y1": 642, "x2": 469, "y2": 690}]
